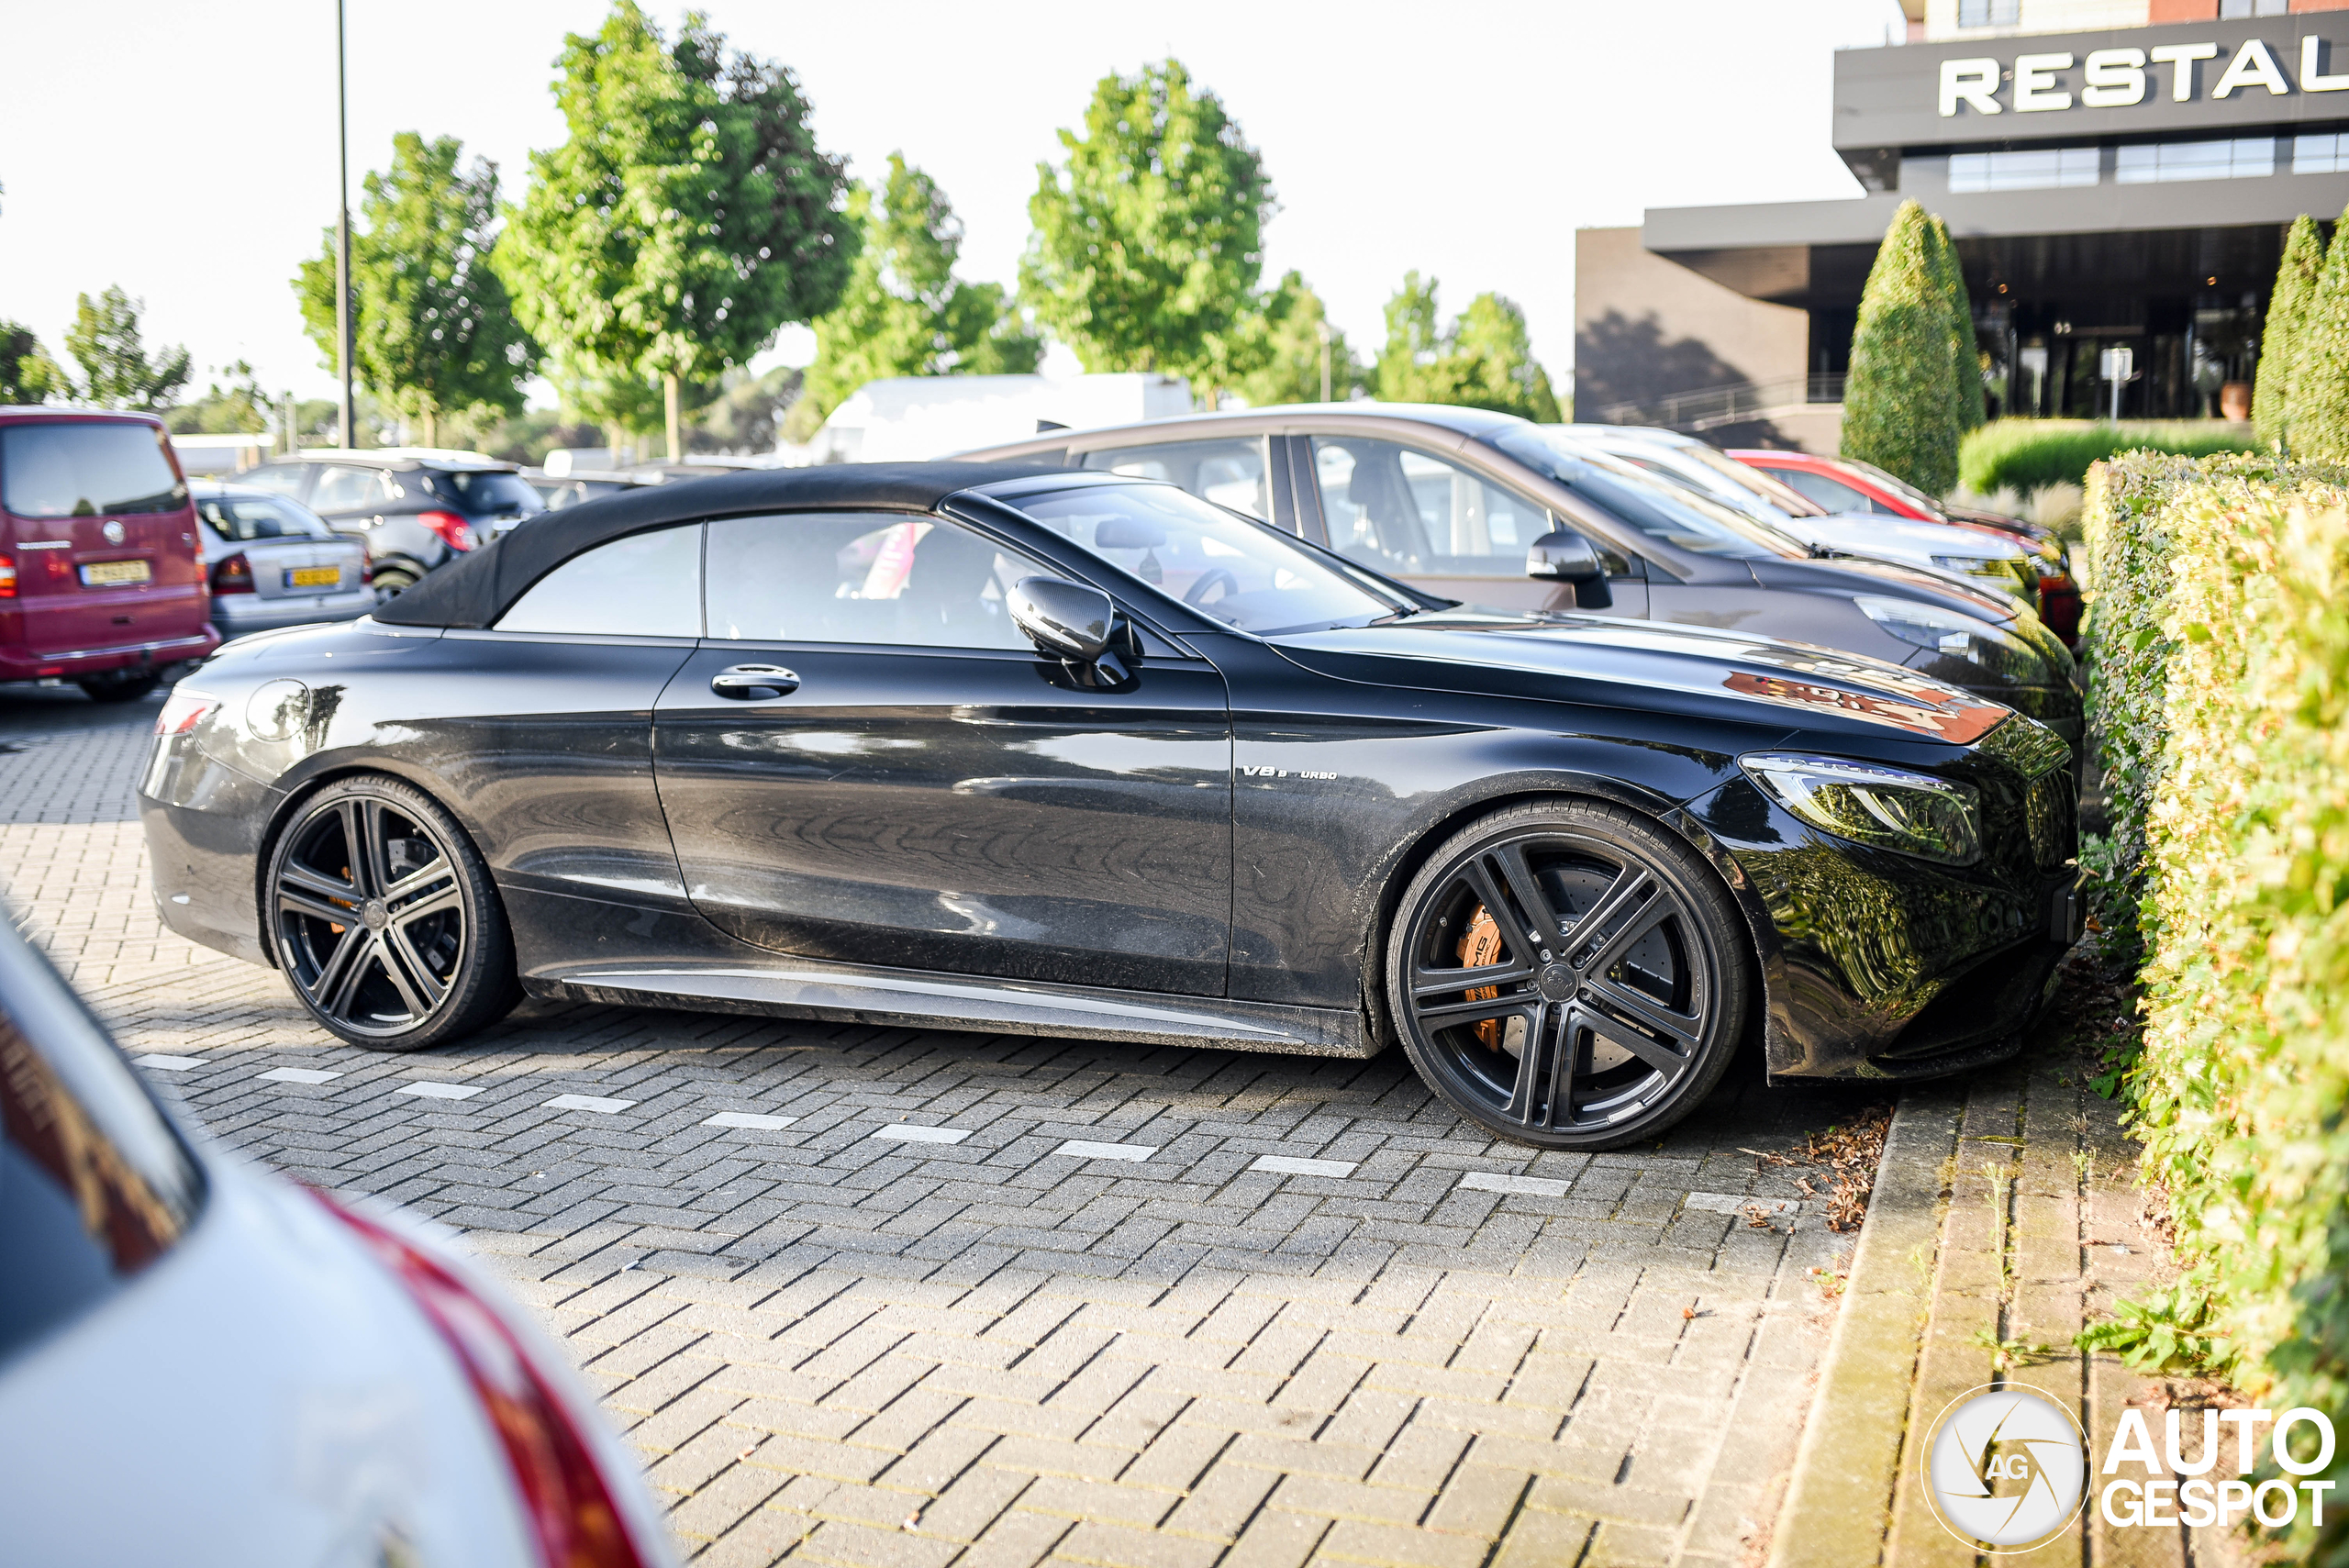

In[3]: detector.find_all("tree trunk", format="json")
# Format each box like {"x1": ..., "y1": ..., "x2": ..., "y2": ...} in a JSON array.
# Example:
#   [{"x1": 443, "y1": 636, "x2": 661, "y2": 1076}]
[
  {"x1": 421, "y1": 405, "x2": 438, "y2": 449},
  {"x1": 664, "y1": 373, "x2": 682, "y2": 462}
]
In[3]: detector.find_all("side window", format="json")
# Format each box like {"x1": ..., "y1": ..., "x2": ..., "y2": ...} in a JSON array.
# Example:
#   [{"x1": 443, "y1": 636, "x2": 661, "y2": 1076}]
[
  {"x1": 1776, "y1": 468, "x2": 1878, "y2": 514},
  {"x1": 195, "y1": 495, "x2": 329, "y2": 541},
  {"x1": 497, "y1": 523, "x2": 703, "y2": 638},
  {"x1": 307, "y1": 465, "x2": 385, "y2": 513},
  {"x1": 1311, "y1": 437, "x2": 1586, "y2": 578},
  {"x1": 704, "y1": 512, "x2": 1042, "y2": 651},
  {"x1": 1082, "y1": 439, "x2": 1270, "y2": 520}
]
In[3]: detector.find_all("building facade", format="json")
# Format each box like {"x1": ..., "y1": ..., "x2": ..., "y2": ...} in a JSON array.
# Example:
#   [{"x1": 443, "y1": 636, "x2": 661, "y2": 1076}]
[{"x1": 1576, "y1": 0, "x2": 2349, "y2": 447}]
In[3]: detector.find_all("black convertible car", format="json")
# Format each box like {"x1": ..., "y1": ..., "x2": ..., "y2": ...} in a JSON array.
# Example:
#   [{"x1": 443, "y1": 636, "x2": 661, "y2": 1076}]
[{"x1": 139, "y1": 462, "x2": 2079, "y2": 1150}]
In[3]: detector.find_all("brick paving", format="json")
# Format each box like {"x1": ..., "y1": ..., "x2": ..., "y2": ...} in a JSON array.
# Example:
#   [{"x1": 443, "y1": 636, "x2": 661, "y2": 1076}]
[{"x1": 1, "y1": 682, "x2": 1888, "y2": 1567}]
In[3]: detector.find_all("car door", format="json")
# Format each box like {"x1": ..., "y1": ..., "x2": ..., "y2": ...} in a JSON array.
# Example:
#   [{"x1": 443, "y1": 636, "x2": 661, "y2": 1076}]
[
  {"x1": 652, "y1": 508, "x2": 1235, "y2": 997},
  {"x1": 1299, "y1": 435, "x2": 1647, "y2": 617}
]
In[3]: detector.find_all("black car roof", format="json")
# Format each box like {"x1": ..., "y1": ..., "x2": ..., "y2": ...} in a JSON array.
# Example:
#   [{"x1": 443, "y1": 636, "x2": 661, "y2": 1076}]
[{"x1": 373, "y1": 460, "x2": 1082, "y2": 629}]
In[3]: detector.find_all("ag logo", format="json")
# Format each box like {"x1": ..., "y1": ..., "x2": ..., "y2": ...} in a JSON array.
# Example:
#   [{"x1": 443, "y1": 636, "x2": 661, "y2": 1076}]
[{"x1": 1922, "y1": 1384, "x2": 2088, "y2": 1551}]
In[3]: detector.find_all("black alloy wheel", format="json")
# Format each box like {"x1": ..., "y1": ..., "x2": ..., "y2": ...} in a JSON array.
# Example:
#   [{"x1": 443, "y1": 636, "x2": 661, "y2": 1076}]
[
  {"x1": 265, "y1": 775, "x2": 518, "y2": 1050},
  {"x1": 371, "y1": 565, "x2": 419, "y2": 604},
  {"x1": 1386, "y1": 800, "x2": 1750, "y2": 1151}
]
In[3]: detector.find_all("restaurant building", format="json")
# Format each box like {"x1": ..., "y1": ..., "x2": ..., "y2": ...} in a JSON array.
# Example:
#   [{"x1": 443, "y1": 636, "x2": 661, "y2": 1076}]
[{"x1": 1575, "y1": 0, "x2": 2349, "y2": 449}]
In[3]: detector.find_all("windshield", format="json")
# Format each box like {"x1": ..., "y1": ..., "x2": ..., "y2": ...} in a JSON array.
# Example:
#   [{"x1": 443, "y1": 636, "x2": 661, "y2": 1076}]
[
  {"x1": 196, "y1": 492, "x2": 333, "y2": 540},
  {"x1": 1485, "y1": 427, "x2": 1809, "y2": 559},
  {"x1": 1836, "y1": 455, "x2": 1950, "y2": 521},
  {"x1": 1011, "y1": 482, "x2": 1412, "y2": 634},
  {"x1": 428, "y1": 469, "x2": 544, "y2": 516},
  {"x1": 1672, "y1": 442, "x2": 1827, "y2": 517}
]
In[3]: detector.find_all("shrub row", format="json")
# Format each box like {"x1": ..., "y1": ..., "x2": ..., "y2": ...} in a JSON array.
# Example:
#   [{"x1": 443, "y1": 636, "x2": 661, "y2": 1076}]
[
  {"x1": 2082, "y1": 450, "x2": 2349, "y2": 1555},
  {"x1": 1963, "y1": 418, "x2": 2258, "y2": 500}
]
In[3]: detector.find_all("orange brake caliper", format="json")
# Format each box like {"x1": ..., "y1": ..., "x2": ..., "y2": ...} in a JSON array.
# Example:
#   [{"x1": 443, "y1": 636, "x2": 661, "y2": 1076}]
[{"x1": 1457, "y1": 906, "x2": 1504, "y2": 1051}]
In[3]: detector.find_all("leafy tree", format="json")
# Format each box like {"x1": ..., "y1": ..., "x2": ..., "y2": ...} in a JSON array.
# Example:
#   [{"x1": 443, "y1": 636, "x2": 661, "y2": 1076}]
[
  {"x1": 1021, "y1": 59, "x2": 1272, "y2": 384},
  {"x1": 165, "y1": 361, "x2": 272, "y2": 434},
  {"x1": 62, "y1": 285, "x2": 190, "y2": 410},
  {"x1": 1373, "y1": 273, "x2": 1560, "y2": 421},
  {"x1": 1928, "y1": 214, "x2": 1983, "y2": 430},
  {"x1": 1, "y1": 320, "x2": 61, "y2": 404},
  {"x1": 296, "y1": 133, "x2": 536, "y2": 448},
  {"x1": 2255, "y1": 214, "x2": 2325, "y2": 446},
  {"x1": 787, "y1": 153, "x2": 1041, "y2": 442},
  {"x1": 1197, "y1": 272, "x2": 1362, "y2": 408},
  {"x1": 1841, "y1": 201, "x2": 1960, "y2": 496},
  {"x1": 495, "y1": 2, "x2": 858, "y2": 461},
  {"x1": 2283, "y1": 204, "x2": 2349, "y2": 461}
]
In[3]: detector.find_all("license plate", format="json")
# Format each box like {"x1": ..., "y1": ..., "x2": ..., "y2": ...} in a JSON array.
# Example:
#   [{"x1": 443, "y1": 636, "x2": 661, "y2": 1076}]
[
  {"x1": 285, "y1": 566, "x2": 341, "y2": 589},
  {"x1": 79, "y1": 559, "x2": 151, "y2": 587}
]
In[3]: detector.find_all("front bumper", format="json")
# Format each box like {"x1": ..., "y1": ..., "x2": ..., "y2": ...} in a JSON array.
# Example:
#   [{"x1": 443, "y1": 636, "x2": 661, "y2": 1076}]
[{"x1": 1688, "y1": 774, "x2": 2078, "y2": 1082}]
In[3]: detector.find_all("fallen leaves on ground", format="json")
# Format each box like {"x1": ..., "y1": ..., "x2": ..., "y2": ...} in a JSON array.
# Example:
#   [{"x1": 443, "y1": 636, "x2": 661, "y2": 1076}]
[{"x1": 1757, "y1": 1105, "x2": 1894, "y2": 1232}]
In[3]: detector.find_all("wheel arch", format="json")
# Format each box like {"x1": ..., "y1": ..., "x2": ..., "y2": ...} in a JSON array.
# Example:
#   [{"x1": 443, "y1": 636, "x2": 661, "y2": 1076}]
[{"x1": 1353, "y1": 772, "x2": 1785, "y2": 1064}]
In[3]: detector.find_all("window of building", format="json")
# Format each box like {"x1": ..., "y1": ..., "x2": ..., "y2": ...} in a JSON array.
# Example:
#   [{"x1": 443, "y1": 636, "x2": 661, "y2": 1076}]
[
  {"x1": 2294, "y1": 131, "x2": 2349, "y2": 175},
  {"x1": 1948, "y1": 147, "x2": 2099, "y2": 194},
  {"x1": 1956, "y1": 0, "x2": 2020, "y2": 27},
  {"x1": 498, "y1": 522, "x2": 704, "y2": 638},
  {"x1": 2219, "y1": 0, "x2": 2288, "y2": 18},
  {"x1": 2115, "y1": 138, "x2": 2275, "y2": 183}
]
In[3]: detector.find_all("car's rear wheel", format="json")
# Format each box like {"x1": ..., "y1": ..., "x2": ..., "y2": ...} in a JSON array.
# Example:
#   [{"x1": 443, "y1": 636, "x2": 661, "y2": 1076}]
[
  {"x1": 371, "y1": 565, "x2": 420, "y2": 604},
  {"x1": 265, "y1": 775, "x2": 518, "y2": 1050},
  {"x1": 1385, "y1": 799, "x2": 1750, "y2": 1151}
]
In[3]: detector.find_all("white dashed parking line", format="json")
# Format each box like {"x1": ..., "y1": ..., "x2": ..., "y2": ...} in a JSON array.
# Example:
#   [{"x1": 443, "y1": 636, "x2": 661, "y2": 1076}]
[
  {"x1": 1459, "y1": 1172, "x2": 1573, "y2": 1197},
  {"x1": 134, "y1": 1054, "x2": 202, "y2": 1071},
  {"x1": 870, "y1": 1125, "x2": 969, "y2": 1145},
  {"x1": 544, "y1": 1094, "x2": 636, "y2": 1114},
  {"x1": 1055, "y1": 1140, "x2": 1157, "y2": 1162},
  {"x1": 1252, "y1": 1154, "x2": 1357, "y2": 1178},
  {"x1": 703, "y1": 1111, "x2": 797, "y2": 1130},
  {"x1": 399, "y1": 1082, "x2": 484, "y2": 1100},
  {"x1": 258, "y1": 1067, "x2": 341, "y2": 1085}
]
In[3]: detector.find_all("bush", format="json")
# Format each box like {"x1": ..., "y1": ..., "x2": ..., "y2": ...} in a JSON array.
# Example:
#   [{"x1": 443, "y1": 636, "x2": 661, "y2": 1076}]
[
  {"x1": 2292, "y1": 203, "x2": 2349, "y2": 461},
  {"x1": 2254, "y1": 215, "x2": 2324, "y2": 448},
  {"x1": 1962, "y1": 418, "x2": 2258, "y2": 499},
  {"x1": 2081, "y1": 450, "x2": 2349, "y2": 1559},
  {"x1": 1841, "y1": 201, "x2": 1961, "y2": 496}
]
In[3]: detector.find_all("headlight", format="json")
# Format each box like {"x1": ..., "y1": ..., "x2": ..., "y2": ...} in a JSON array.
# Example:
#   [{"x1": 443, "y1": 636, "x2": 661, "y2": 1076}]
[
  {"x1": 1854, "y1": 595, "x2": 2046, "y2": 683},
  {"x1": 1740, "y1": 753, "x2": 1982, "y2": 866}
]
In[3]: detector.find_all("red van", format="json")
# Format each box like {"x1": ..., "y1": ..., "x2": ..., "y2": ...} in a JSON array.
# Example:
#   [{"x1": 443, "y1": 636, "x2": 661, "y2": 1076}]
[{"x1": 0, "y1": 409, "x2": 219, "y2": 701}]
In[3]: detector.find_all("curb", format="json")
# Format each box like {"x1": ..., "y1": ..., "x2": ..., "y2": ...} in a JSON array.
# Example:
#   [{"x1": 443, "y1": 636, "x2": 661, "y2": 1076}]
[{"x1": 1765, "y1": 1082, "x2": 1963, "y2": 1568}]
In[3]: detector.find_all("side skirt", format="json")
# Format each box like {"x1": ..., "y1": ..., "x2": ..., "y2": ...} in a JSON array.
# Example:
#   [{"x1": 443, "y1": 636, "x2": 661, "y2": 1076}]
[{"x1": 524, "y1": 957, "x2": 1378, "y2": 1060}]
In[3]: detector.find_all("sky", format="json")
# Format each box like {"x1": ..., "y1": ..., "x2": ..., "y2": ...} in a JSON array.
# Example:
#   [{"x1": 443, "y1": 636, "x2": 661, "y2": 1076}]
[{"x1": 0, "y1": 0, "x2": 1906, "y2": 408}]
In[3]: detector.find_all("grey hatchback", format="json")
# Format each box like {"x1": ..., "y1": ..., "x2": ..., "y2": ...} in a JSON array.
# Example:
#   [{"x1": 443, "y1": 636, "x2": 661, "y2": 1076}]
[
  {"x1": 190, "y1": 483, "x2": 372, "y2": 637},
  {"x1": 961, "y1": 403, "x2": 2082, "y2": 746}
]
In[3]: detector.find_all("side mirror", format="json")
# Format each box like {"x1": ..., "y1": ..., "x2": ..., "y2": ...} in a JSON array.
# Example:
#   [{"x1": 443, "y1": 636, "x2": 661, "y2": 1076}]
[
  {"x1": 1526, "y1": 529, "x2": 1603, "y2": 583},
  {"x1": 1008, "y1": 575, "x2": 1131, "y2": 686}
]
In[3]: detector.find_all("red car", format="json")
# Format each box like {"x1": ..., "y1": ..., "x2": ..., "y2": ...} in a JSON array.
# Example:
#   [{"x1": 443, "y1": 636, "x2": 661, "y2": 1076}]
[
  {"x1": 1731, "y1": 449, "x2": 2081, "y2": 645},
  {"x1": 1, "y1": 409, "x2": 219, "y2": 700}
]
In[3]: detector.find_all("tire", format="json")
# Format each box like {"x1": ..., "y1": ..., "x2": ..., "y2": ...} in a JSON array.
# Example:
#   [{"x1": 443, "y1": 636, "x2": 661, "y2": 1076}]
[
  {"x1": 1384, "y1": 798, "x2": 1751, "y2": 1151},
  {"x1": 79, "y1": 673, "x2": 161, "y2": 704},
  {"x1": 264, "y1": 774, "x2": 519, "y2": 1050},
  {"x1": 372, "y1": 565, "x2": 420, "y2": 604}
]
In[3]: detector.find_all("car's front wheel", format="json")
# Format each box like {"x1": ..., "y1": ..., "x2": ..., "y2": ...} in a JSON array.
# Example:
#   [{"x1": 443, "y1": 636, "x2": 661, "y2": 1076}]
[
  {"x1": 1385, "y1": 799, "x2": 1751, "y2": 1151},
  {"x1": 265, "y1": 775, "x2": 518, "y2": 1050}
]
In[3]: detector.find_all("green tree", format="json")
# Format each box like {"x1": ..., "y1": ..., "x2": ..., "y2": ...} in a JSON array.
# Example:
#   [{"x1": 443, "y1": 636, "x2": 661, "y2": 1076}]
[
  {"x1": 2283, "y1": 205, "x2": 2349, "y2": 461},
  {"x1": 1, "y1": 320, "x2": 61, "y2": 404},
  {"x1": 166, "y1": 361, "x2": 271, "y2": 434},
  {"x1": 1201, "y1": 272, "x2": 1362, "y2": 408},
  {"x1": 1841, "y1": 201, "x2": 1960, "y2": 496},
  {"x1": 62, "y1": 285, "x2": 190, "y2": 409},
  {"x1": 2255, "y1": 214, "x2": 2325, "y2": 446},
  {"x1": 495, "y1": 2, "x2": 857, "y2": 461},
  {"x1": 787, "y1": 153, "x2": 1041, "y2": 442},
  {"x1": 1021, "y1": 59, "x2": 1272, "y2": 385},
  {"x1": 296, "y1": 133, "x2": 537, "y2": 448},
  {"x1": 1373, "y1": 273, "x2": 1560, "y2": 421},
  {"x1": 1928, "y1": 214, "x2": 1983, "y2": 430}
]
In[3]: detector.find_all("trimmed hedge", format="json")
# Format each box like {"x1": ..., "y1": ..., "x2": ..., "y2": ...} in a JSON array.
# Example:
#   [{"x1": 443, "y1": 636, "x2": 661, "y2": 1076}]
[
  {"x1": 1962, "y1": 418, "x2": 2259, "y2": 499},
  {"x1": 1842, "y1": 201, "x2": 1962, "y2": 496},
  {"x1": 2082, "y1": 450, "x2": 2349, "y2": 1557}
]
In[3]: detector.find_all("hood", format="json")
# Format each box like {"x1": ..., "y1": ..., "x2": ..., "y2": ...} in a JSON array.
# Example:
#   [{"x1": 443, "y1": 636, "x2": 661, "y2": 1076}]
[
  {"x1": 1270, "y1": 610, "x2": 2012, "y2": 745},
  {"x1": 1743, "y1": 552, "x2": 2020, "y2": 622},
  {"x1": 1779, "y1": 513, "x2": 2031, "y2": 562}
]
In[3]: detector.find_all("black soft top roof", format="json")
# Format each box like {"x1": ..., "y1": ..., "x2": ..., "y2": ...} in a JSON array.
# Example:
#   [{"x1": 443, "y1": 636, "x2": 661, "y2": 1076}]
[{"x1": 373, "y1": 461, "x2": 1058, "y2": 628}]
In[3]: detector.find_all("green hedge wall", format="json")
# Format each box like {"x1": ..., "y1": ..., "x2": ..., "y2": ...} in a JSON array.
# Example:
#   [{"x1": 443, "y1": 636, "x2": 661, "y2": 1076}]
[
  {"x1": 2082, "y1": 450, "x2": 2349, "y2": 1559},
  {"x1": 1960, "y1": 419, "x2": 2258, "y2": 499}
]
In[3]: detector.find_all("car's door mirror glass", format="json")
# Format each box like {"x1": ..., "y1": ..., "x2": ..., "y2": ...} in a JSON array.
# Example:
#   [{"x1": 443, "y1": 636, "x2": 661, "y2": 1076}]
[
  {"x1": 1526, "y1": 528, "x2": 1603, "y2": 582},
  {"x1": 497, "y1": 522, "x2": 703, "y2": 637},
  {"x1": 1008, "y1": 575, "x2": 1116, "y2": 659}
]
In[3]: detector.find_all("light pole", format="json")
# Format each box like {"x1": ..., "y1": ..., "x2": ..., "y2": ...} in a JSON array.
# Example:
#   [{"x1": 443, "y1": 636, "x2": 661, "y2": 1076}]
[
  {"x1": 1317, "y1": 318, "x2": 1332, "y2": 404},
  {"x1": 335, "y1": 0, "x2": 354, "y2": 450}
]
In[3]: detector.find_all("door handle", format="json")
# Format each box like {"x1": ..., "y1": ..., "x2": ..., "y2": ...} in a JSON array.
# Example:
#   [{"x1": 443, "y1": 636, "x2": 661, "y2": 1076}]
[{"x1": 711, "y1": 663, "x2": 800, "y2": 699}]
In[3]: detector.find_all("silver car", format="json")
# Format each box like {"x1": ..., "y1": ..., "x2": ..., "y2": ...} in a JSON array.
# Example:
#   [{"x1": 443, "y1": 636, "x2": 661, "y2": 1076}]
[
  {"x1": 191, "y1": 481, "x2": 373, "y2": 633},
  {"x1": 0, "y1": 911, "x2": 678, "y2": 1568}
]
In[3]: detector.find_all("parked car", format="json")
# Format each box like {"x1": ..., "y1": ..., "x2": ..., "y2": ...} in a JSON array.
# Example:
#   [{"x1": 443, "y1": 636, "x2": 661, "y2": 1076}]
[
  {"x1": 141, "y1": 462, "x2": 2080, "y2": 1151},
  {"x1": 1731, "y1": 448, "x2": 2081, "y2": 643},
  {"x1": 0, "y1": 910, "x2": 677, "y2": 1567},
  {"x1": 0, "y1": 407, "x2": 219, "y2": 702},
  {"x1": 522, "y1": 468, "x2": 648, "y2": 511},
  {"x1": 960, "y1": 405, "x2": 2081, "y2": 746},
  {"x1": 189, "y1": 481, "x2": 372, "y2": 637},
  {"x1": 1551, "y1": 424, "x2": 2056, "y2": 617},
  {"x1": 238, "y1": 449, "x2": 546, "y2": 599}
]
